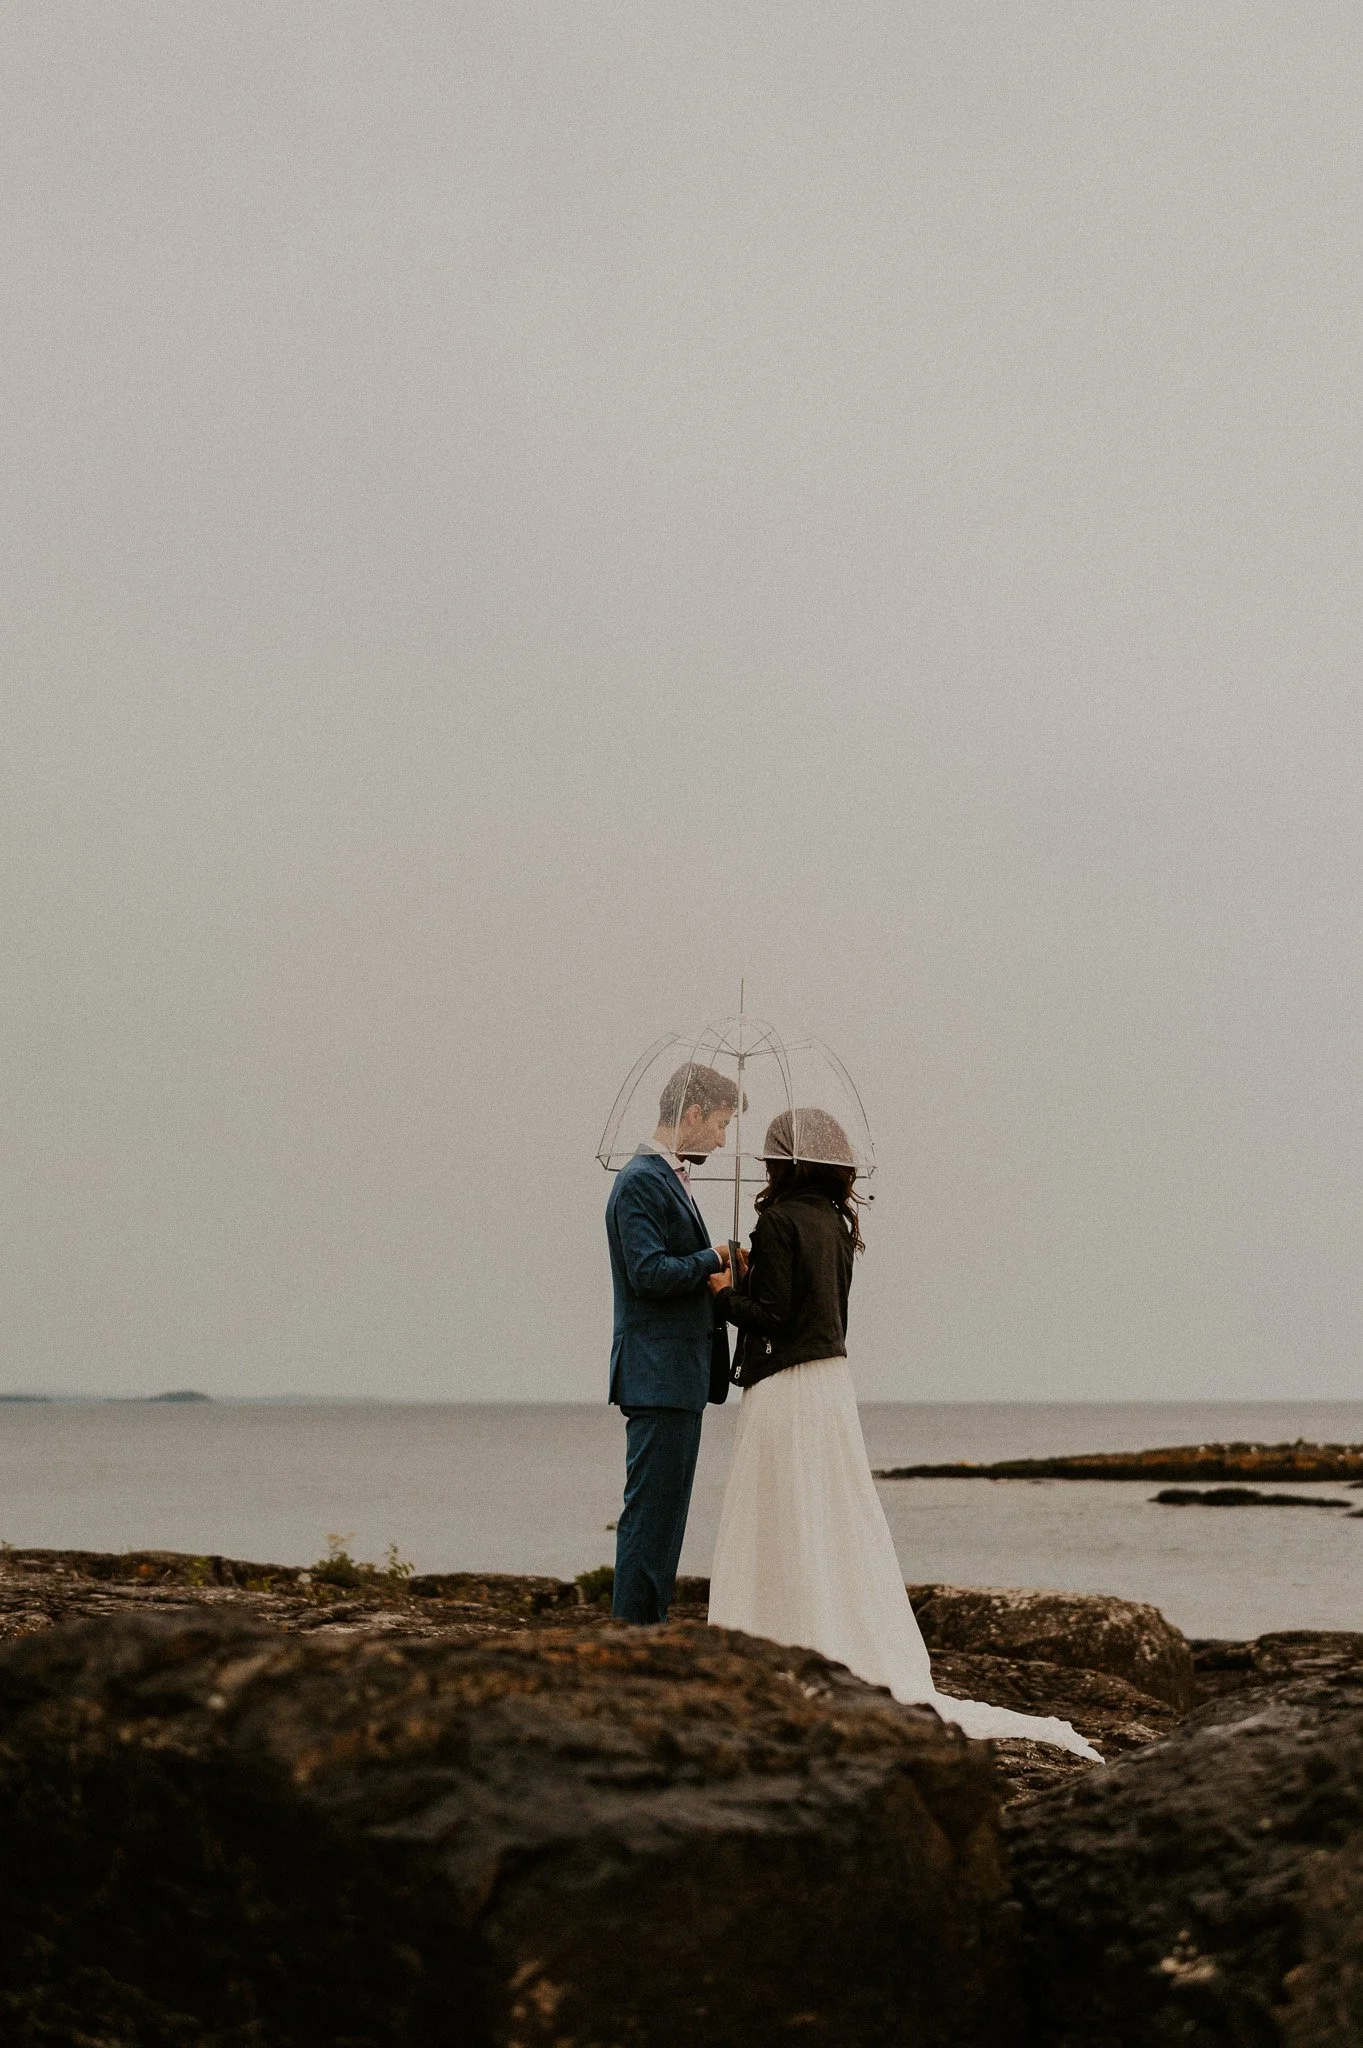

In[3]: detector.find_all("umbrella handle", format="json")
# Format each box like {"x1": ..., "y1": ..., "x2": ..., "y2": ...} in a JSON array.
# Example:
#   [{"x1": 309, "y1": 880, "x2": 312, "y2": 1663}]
[{"x1": 727, "y1": 1239, "x2": 744, "y2": 1295}]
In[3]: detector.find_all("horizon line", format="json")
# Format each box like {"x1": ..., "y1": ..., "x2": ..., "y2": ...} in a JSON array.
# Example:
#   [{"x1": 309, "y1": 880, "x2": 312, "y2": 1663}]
[{"x1": 4, "y1": 1392, "x2": 1363, "y2": 1409}]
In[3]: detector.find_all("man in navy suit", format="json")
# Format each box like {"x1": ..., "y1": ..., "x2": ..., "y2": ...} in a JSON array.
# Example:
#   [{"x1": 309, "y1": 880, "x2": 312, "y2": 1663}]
[{"x1": 606, "y1": 1062, "x2": 742, "y2": 1622}]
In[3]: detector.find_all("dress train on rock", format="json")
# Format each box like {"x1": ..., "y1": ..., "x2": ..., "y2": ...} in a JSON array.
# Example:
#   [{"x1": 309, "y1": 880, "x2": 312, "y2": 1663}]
[{"x1": 707, "y1": 1356, "x2": 1101, "y2": 1760}]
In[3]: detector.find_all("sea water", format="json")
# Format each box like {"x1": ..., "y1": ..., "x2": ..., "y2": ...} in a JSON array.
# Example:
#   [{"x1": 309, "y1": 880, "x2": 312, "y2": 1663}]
[{"x1": 1, "y1": 1397, "x2": 1360, "y2": 1640}]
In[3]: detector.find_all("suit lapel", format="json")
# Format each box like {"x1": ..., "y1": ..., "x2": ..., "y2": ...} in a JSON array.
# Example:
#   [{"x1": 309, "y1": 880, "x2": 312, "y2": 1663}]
[
  {"x1": 676, "y1": 1171, "x2": 710, "y2": 1249},
  {"x1": 641, "y1": 1151, "x2": 710, "y2": 1249}
]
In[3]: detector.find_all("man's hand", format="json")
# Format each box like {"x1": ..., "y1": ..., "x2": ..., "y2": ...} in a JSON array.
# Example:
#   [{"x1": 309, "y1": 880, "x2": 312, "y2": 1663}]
[{"x1": 712, "y1": 1244, "x2": 731, "y2": 1271}]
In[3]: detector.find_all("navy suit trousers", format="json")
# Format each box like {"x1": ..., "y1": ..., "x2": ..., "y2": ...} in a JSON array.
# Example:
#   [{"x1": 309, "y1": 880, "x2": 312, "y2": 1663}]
[{"x1": 612, "y1": 1406, "x2": 703, "y2": 1623}]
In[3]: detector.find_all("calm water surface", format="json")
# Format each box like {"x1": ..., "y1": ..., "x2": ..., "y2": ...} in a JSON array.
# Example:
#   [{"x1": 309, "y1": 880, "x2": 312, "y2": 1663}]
[{"x1": 2, "y1": 1397, "x2": 1360, "y2": 1639}]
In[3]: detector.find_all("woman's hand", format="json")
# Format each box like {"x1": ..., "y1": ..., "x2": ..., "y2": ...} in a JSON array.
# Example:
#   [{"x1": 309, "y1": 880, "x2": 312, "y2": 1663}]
[{"x1": 707, "y1": 1268, "x2": 731, "y2": 1297}]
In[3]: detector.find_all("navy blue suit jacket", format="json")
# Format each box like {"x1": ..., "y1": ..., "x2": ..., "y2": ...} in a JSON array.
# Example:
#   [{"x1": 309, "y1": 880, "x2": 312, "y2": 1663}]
[{"x1": 606, "y1": 1150, "x2": 730, "y2": 1411}]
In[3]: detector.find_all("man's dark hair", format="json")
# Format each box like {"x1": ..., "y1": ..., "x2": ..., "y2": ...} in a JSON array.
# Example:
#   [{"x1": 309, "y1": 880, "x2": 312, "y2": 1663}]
[{"x1": 658, "y1": 1062, "x2": 739, "y2": 1127}]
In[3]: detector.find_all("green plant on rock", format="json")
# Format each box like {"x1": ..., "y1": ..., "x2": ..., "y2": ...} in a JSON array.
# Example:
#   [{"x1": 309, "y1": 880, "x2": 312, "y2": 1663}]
[
  {"x1": 308, "y1": 1534, "x2": 416, "y2": 1595},
  {"x1": 575, "y1": 1565, "x2": 615, "y2": 1609},
  {"x1": 312, "y1": 1531, "x2": 365, "y2": 1589},
  {"x1": 380, "y1": 1543, "x2": 414, "y2": 1588},
  {"x1": 186, "y1": 1557, "x2": 212, "y2": 1589}
]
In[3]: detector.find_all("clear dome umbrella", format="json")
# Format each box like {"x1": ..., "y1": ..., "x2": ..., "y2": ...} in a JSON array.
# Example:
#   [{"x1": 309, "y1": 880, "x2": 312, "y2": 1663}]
[{"x1": 597, "y1": 995, "x2": 875, "y2": 1261}]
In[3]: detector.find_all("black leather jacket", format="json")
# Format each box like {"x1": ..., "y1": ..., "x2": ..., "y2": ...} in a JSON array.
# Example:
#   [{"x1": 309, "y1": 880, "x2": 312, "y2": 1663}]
[{"x1": 718, "y1": 1188, "x2": 855, "y2": 1388}]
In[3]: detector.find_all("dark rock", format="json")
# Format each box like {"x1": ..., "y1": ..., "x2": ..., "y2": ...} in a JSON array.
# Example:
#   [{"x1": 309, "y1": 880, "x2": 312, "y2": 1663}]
[
  {"x1": 1241, "y1": 1632, "x2": 1363, "y2": 1686},
  {"x1": 1190, "y1": 1635, "x2": 1262, "y2": 1700},
  {"x1": 877, "y1": 1439, "x2": 1363, "y2": 1483},
  {"x1": 1279, "y1": 1826, "x2": 1363, "y2": 2047},
  {"x1": 1005, "y1": 1670, "x2": 1363, "y2": 2046},
  {"x1": 1192, "y1": 1630, "x2": 1363, "y2": 1702},
  {"x1": 908, "y1": 1584, "x2": 1196, "y2": 1710},
  {"x1": 978, "y1": 1738, "x2": 1096, "y2": 1806},
  {"x1": 0, "y1": 1609, "x2": 1018, "y2": 2047},
  {"x1": 405, "y1": 1570, "x2": 580, "y2": 1609},
  {"x1": 2, "y1": 1545, "x2": 306, "y2": 1589},
  {"x1": 0, "y1": 1549, "x2": 720, "y2": 1660},
  {"x1": 1154, "y1": 1485, "x2": 1353, "y2": 1508}
]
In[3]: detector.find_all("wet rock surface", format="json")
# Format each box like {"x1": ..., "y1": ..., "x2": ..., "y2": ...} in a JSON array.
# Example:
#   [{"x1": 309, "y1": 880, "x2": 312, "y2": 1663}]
[
  {"x1": 907, "y1": 1582, "x2": 1197, "y2": 1711},
  {"x1": 6, "y1": 1549, "x2": 1363, "y2": 2043},
  {"x1": 0, "y1": 1607, "x2": 1014, "y2": 2048},
  {"x1": 1191, "y1": 1629, "x2": 1363, "y2": 1703},
  {"x1": 0, "y1": 1553, "x2": 1187, "y2": 1785},
  {"x1": 0, "y1": 1547, "x2": 611, "y2": 1657},
  {"x1": 1005, "y1": 1665, "x2": 1363, "y2": 2047}
]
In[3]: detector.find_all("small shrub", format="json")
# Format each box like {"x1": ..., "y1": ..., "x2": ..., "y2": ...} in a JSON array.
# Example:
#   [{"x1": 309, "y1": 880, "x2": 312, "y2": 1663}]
[
  {"x1": 187, "y1": 1557, "x2": 212, "y2": 1589},
  {"x1": 379, "y1": 1543, "x2": 414, "y2": 1588},
  {"x1": 308, "y1": 1535, "x2": 414, "y2": 1595},
  {"x1": 575, "y1": 1565, "x2": 615, "y2": 1609},
  {"x1": 312, "y1": 1531, "x2": 364, "y2": 1589}
]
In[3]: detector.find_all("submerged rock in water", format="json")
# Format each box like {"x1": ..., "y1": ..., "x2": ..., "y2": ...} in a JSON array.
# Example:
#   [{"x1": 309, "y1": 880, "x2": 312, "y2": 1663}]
[
  {"x1": 1154, "y1": 1484, "x2": 1354, "y2": 1508},
  {"x1": 0, "y1": 1609, "x2": 1017, "y2": 2048},
  {"x1": 1005, "y1": 1665, "x2": 1363, "y2": 2047},
  {"x1": 908, "y1": 1584, "x2": 1196, "y2": 1711}
]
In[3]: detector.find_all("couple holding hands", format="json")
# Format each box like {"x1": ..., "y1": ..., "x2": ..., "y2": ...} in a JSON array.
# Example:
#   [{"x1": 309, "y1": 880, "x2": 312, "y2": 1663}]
[{"x1": 605, "y1": 1060, "x2": 1099, "y2": 1757}]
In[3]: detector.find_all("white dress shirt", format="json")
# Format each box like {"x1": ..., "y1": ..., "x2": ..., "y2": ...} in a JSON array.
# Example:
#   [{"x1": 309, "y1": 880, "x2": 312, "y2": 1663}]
[{"x1": 643, "y1": 1137, "x2": 715, "y2": 1249}]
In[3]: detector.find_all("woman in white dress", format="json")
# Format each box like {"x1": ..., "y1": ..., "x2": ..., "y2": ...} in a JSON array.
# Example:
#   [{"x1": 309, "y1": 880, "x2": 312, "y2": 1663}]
[{"x1": 707, "y1": 1108, "x2": 1099, "y2": 1759}]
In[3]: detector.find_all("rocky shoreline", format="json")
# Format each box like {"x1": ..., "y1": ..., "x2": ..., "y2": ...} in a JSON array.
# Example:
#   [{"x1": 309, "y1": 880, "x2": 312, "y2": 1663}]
[
  {"x1": 1, "y1": 1546, "x2": 1360, "y2": 2043},
  {"x1": 874, "y1": 1437, "x2": 1363, "y2": 1483}
]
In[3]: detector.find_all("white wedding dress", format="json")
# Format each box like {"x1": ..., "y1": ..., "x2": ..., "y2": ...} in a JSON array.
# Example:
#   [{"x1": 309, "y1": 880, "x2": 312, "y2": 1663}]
[{"x1": 708, "y1": 1356, "x2": 1101, "y2": 1760}]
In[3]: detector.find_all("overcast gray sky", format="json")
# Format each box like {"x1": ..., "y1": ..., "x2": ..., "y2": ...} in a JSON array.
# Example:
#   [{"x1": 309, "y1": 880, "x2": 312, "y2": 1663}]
[{"x1": 3, "y1": 3, "x2": 1360, "y2": 1402}]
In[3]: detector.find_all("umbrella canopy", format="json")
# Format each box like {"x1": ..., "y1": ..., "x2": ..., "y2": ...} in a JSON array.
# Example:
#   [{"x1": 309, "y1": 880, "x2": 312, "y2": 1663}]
[{"x1": 597, "y1": 1013, "x2": 875, "y2": 1186}]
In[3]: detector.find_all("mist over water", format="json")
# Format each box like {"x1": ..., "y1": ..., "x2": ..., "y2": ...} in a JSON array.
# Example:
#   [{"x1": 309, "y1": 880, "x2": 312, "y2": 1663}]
[{"x1": 4, "y1": 1398, "x2": 1360, "y2": 1639}]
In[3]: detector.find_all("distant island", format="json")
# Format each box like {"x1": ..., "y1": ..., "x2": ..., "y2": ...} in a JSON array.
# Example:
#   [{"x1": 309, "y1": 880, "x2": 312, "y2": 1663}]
[
  {"x1": 874, "y1": 1440, "x2": 1363, "y2": 1484},
  {"x1": 0, "y1": 1391, "x2": 212, "y2": 1405}
]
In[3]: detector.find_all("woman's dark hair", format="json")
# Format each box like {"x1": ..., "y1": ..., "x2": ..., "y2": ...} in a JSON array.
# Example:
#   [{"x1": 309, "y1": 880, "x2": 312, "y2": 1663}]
[{"x1": 755, "y1": 1108, "x2": 865, "y2": 1253}]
